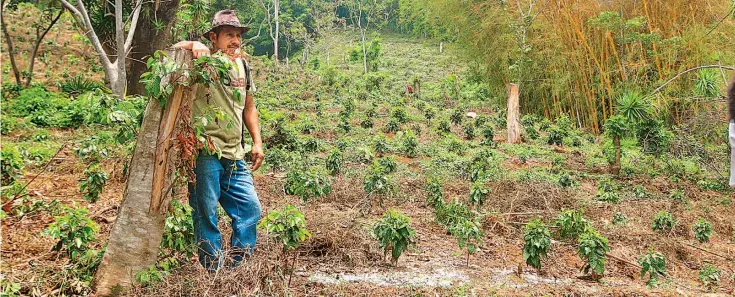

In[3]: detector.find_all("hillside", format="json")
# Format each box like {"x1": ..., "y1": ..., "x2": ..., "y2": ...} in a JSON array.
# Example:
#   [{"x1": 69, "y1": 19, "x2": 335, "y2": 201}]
[{"x1": 2, "y1": 8, "x2": 735, "y2": 297}]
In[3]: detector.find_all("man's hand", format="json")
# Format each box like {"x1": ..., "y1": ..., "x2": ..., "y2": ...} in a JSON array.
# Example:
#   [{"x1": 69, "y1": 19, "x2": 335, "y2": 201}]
[
  {"x1": 250, "y1": 143, "x2": 264, "y2": 172},
  {"x1": 170, "y1": 41, "x2": 211, "y2": 58}
]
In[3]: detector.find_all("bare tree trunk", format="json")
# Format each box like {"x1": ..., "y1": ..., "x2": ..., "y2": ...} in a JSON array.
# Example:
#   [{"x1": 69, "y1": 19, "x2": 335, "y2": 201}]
[
  {"x1": 273, "y1": 0, "x2": 279, "y2": 67},
  {"x1": 1, "y1": 0, "x2": 22, "y2": 85},
  {"x1": 25, "y1": 8, "x2": 63, "y2": 87},
  {"x1": 507, "y1": 83, "x2": 521, "y2": 144},
  {"x1": 127, "y1": 0, "x2": 179, "y2": 96},
  {"x1": 361, "y1": 28, "x2": 367, "y2": 73}
]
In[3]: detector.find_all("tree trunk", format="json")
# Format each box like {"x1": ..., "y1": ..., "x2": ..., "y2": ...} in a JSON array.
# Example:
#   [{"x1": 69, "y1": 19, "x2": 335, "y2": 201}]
[
  {"x1": 613, "y1": 135, "x2": 621, "y2": 175},
  {"x1": 1, "y1": 0, "x2": 22, "y2": 85},
  {"x1": 127, "y1": 1, "x2": 180, "y2": 96},
  {"x1": 273, "y1": 0, "x2": 279, "y2": 67},
  {"x1": 507, "y1": 83, "x2": 521, "y2": 144},
  {"x1": 24, "y1": 8, "x2": 63, "y2": 87},
  {"x1": 361, "y1": 29, "x2": 367, "y2": 73},
  {"x1": 94, "y1": 50, "x2": 193, "y2": 296},
  {"x1": 113, "y1": 0, "x2": 127, "y2": 98}
]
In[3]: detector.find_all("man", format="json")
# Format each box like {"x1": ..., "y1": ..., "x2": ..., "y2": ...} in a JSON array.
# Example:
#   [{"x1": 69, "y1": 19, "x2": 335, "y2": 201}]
[{"x1": 171, "y1": 9, "x2": 264, "y2": 272}]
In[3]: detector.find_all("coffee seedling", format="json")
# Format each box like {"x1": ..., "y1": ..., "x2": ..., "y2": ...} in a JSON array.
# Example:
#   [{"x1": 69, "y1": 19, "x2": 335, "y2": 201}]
[
  {"x1": 692, "y1": 218, "x2": 712, "y2": 243},
  {"x1": 372, "y1": 208, "x2": 416, "y2": 265},
  {"x1": 522, "y1": 218, "x2": 552, "y2": 270},
  {"x1": 639, "y1": 248, "x2": 666, "y2": 287},
  {"x1": 577, "y1": 227, "x2": 610, "y2": 277},
  {"x1": 651, "y1": 211, "x2": 675, "y2": 233}
]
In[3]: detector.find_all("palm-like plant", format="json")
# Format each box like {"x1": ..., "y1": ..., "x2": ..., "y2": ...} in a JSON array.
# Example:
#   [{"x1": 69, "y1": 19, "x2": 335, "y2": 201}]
[{"x1": 615, "y1": 91, "x2": 650, "y2": 124}]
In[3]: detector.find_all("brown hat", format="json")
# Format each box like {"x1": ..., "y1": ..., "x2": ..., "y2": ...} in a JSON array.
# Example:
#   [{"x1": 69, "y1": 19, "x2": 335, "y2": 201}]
[{"x1": 203, "y1": 9, "x2": 249, "y2": 41}]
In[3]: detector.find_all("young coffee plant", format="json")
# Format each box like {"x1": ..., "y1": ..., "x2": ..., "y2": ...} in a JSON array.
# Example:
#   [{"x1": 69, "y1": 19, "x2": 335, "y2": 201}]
[
  {"x1": 360, "y1": 118, "x2": 374, "y2": 129},
  {"x1": 463, "y1": 123, "x2": 475, "y2": 140},
  {"x1": 383, "y1": 119, "x2": 400, "y2": 133},
  {"x1": 522, "y1": 218, "x2": 552, "y2": 270},
  {"x1": 481, "y1": 124, "x2": 495, "y2": 146},
  {"x1": 1, "y1": 147, "x2": 23, "y2": 186},
  {"x1": 338, "y1": 116, "x2": 352, "y2": 133},
  {"x1": 692, "y1": 218, "x2": 712, "y2": 243},
  {"x1": 577, "y1": 227, "x2": 610, "y2": 277},
  {"x1": 698, "y1": 263, "x2": 720, "y2": 291},
  {"x1": 373, "y1": 135, "x2": 391, "y2": 157},
  {"x1": 258, "y1": 204, "x2": 311, "y2": 251},
  {"x1": 424, "y1": 106, "x2": 436, "y2": 122},
  {"x1": 372, "y1": 208, "x2": 416, "y2": 265},
  {"x1": 160, "y1": 200, "x2": 195, "y2": 256},
  {"x1": 451, "y1": 218, "x2": 483, "y2": 267},
  {"x1": 435, "y1": 199, "x2": 473, "y2": 230},
  {"x1": 391, "y1": 107, "x2": 408, "y2": 124},
  {"x1": 377, "y1": 157, "x2": 397, "y2": 174},
  {"x1": 639, "y1": 248, "x2": 667, "y2": 287},
  {"x1": 595, "y1": 179, "x2": 620, "y2": 204},
  {"x1": 437, "y1": 119, "x2": 452, "y2": 135},
  {"x1": 554, "y1": 209, "x2": 590, "y2": 240},
  {"x1": 558, "y1": 172, "x2": 575, "y2": 188},
  {"x1": 612, "y1": 211, "x2": 628, "y2": 225},
  {"x1": 284, "y1": 169, "x2": 332, "y2": 202},
  {"x1": 43, "y1": 204, "x2": 99, "y2": 260},
  {"x1": 363, "y1": 161, "x2": 393, "y2": 195},
  {"x1": 425, "y1": 177, "x2": 444, "y2": 208},
  {"x1": 400, "y1": 130, "x2": 419, "y2": 158},
  {"x1": 651, "y1": 211, "x2": 676, "y2": 233},
  {"x1": 669, "y1": 189, "x2": 686, "y2": 204},
  {"x1": 450, "y1": 108, "x2": 464, "y2": 125},
  {"x1": 546, "y1": 126, "x2": 564, "y2": 146},
  {"x1": 325, "y1": 150, "x2": 344, "y2": 176},
  {"x1": 524, "y1": 126, "x2": 540, "y2": 140},
  {"x1": 79, "y1": 164, "x2": 108, "y2": 203},
  {"x1": 468, "y1": 181, "x2": 489, "y2": 210}
]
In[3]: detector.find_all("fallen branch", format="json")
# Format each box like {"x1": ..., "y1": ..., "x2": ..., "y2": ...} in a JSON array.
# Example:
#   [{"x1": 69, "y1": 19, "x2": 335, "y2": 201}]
[
  {"x1": 2, "y1": 143, "x2": 67, "y2": 212},
  {"x1": 606, "y1": 252, "x2": 642, "y2": 269},
  {"x1": 650, "y1": 65, "x2": 735, "y2": 96},
  {"x1": 681, "y1": 241, "x2": 735, "y2": 261}
]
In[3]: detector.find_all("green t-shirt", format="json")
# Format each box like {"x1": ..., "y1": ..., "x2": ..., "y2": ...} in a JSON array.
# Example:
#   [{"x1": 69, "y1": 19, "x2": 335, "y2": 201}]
[{"x1": 192, "y1": 53, "x2": 256, "y2": 160}]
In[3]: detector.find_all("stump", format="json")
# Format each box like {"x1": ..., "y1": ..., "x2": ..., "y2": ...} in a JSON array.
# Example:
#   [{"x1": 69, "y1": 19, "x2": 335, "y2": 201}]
[
  {"x1": 506, "y1": 83, "x2": 521, "y2": 144},
  {"x1": 95, "y1": 50, "x2": 194, "y2": 296}
]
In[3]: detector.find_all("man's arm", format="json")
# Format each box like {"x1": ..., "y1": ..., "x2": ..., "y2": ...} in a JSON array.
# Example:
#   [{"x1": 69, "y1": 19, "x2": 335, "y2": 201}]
[
  {"x1": 244, "y1": 92, "x2": 264, "y2": 171},
  {"x1": 171, "y1": 41, "x2": 211, "y2": 58}
]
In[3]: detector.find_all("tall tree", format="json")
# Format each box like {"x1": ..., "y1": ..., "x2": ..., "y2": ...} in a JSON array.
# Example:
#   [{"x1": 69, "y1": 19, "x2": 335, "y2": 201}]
[
  {"x1": 126, "y1": 0, "x2": 180, "y2": 96},
  {"x1": 344, "y1": 0, "x2": 388, "y2": 73},
  {"x1": 58, "y1": 0, "x2": 144, "y2": 98},
  {"x1": 259, "y1": 0, "x2": 280, "y2": 68}
]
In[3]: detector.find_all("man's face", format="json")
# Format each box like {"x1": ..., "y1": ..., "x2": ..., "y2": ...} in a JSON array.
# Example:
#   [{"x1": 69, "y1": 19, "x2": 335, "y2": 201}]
[{"x1": 210, "y1": 26, "x2": 242, "y2": 55}]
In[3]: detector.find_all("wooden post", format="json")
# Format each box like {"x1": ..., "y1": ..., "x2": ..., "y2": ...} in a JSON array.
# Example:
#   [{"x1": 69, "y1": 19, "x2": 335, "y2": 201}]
[
  {"x1": 507, "y1": 83, "x2": 521, "y2": 144},
  {"x1": 95, "y1": 50, "x2": 194, "y2": 296}
]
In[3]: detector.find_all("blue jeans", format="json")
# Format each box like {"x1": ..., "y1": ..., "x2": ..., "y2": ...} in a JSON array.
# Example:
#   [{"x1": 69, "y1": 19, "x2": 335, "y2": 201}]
[{"x1": 188, "y1": 154, "x2": 262, "y2": 272}]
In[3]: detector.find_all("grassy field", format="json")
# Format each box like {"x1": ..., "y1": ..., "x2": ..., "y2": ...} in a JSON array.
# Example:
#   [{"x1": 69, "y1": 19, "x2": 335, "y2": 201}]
[{"x1": 2, "y1": 8, "x2": 735, "y2": 296}]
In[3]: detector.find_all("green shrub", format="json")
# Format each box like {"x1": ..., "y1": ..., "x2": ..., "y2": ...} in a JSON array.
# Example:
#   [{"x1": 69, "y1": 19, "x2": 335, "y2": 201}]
[
  {"x1": 284, "y1": 169, "x2": 332, "y2": 202},
  {"x1": 376, "y1": 157, "x2": 397, "y2": 174},
  {"x1": 558, "y1": 172, "x2": 574, "y2": 188},
  {"x1": 546, "y1": 126, "x2": 564, "y2": 146},
  {"x1": 373, "y1": 135, "x2": 391, "y2": 156},
  {"x1": 698, "y1": 263, "x2": 720, "y2": 291},
  {"x1": 463, "y1": 124, "x2": 475, "y2": 140},
  {"x1": 577, "y1": 227, "x2": 610, "y2": 276},
  {"x1": 391, "y1": 107, "x2": 408, "y2": 124},
  {"x1": 669, "y1": 189, "x2": 686, "y2": 203},
  {"x1": 595, "y1": 179, "x2": 620, "y2": 204},
  {"x1": 639, "y1": 249, "x2": 666, "y2": 287},
  {"x1": 481, "y1": 124, "x2": 495, "y2": 146},
  {"x1": 400, "y1": 130, "x2": 419, "y2": 158},
  {"x1": 524, "y1": 126, "x2": 540, "y2": 140},
  {"x1": 636, "y1": 119, "x2": 672, "y2": 157},
  {"x1": 258, "y1": 204, "x2": 311, "y2": 251},
  {"x1": 1, "y1": 146, "x2": 23, "y2": 186},
  {"x1": 435, "y1": 199, "x2": 473, "y2": 230},
  {"x1": 160, "y1": 200, "x2": 195, "y2": 256},
  {"x1": 80, "y1": 164, "x2": 108, "y2": 203},
  {"x1": 363, "y1": 161, "x2": 393, "y2": 195},
  {"x1": 424, "y1": 106, "x2": 436, "y2": 121},
  {"x1": 450, "y1": 108, "x2": 464, "y2": 125},
  {"x1": 612, "y1": 212, "x2": 628, "y2": 225},
  {"x1": 0, "y1": 278, "x2": 20, "y2": 297},
  {"x1": 383, "y1": 119, "x2": 400, "y2": 133},
  {"x1": 554, "y1": 209, "x2": 590, "y2": 240},
  {"x1": 451, "y1": 219, "x2": 483, "y2": 267},
  {"x1": 522, "y1": 218, "x2": 552, "y2": 270},
  {"x1": 468, "y1": 181, "x2": 488, "y2": 209},
  {"x1": 425, "y1": 177, "x2": 444, "y2": 207},
  {"x1": 360, "y1": 118, "x2": 374, "y2": 129},
  {"x1": 692, "y1": 218, "x2": 712, "y2": 243},
  {"x1": 521, "y1": 114, "x2": 538, "y2": 127},
  {"x1": 651, "y1": 211, "x2": 676, "y2": 233},
  {"x1": 447, "y1": 137, "x2": 466, "y2": 155},
  {"x1": 325, "y1": 150, "x2": 343, "y2": 176},
  {"x1": 372, "y1": 208, "x2": 416, "y2": 265},
  {"x1": 338, "y1": 116, "x2": 352, "y2": 133},
  {"x1": 437, "y1": 119, "x2": 452, "y2": 135},
  {"x1": 43, "y1": 204, "x2": 98, "y2": 260}
]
